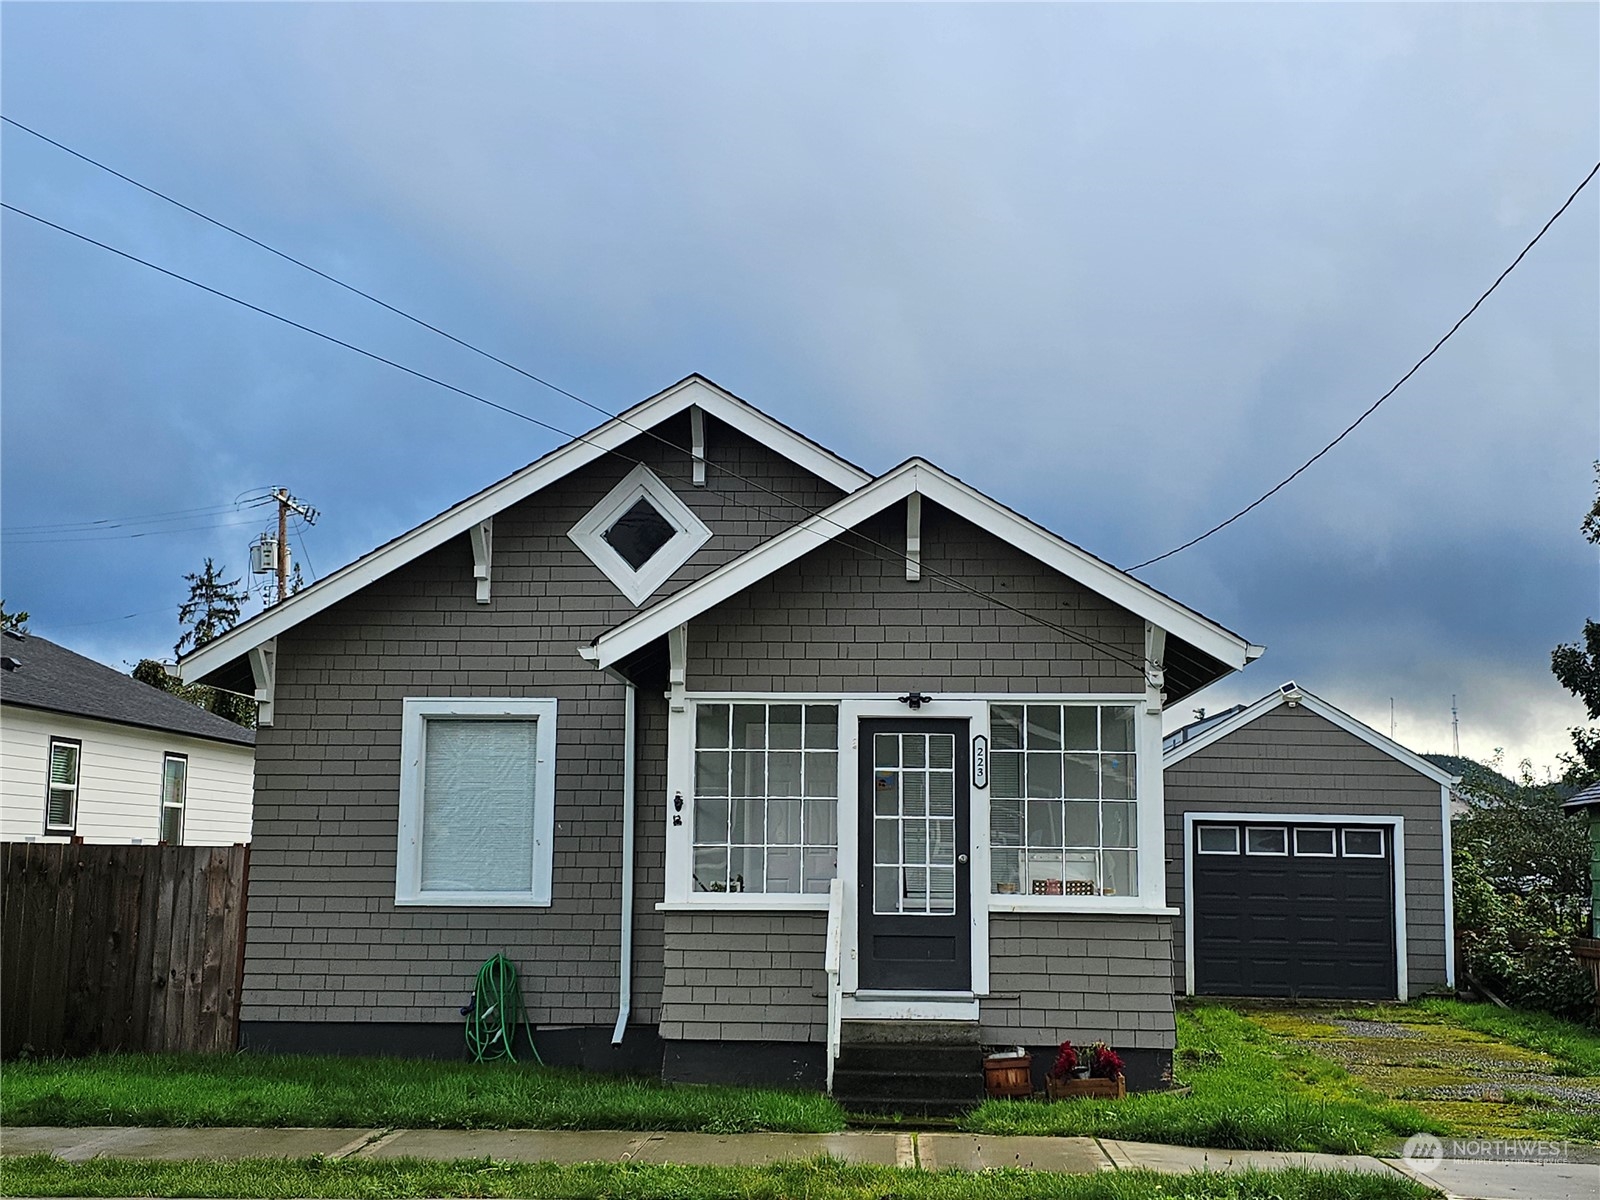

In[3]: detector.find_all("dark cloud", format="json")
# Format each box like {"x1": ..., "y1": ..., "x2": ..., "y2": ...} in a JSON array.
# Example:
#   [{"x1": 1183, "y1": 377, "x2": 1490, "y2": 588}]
[{"x1": 3, "y1": 3, "x2": 1594, "y2": 766}]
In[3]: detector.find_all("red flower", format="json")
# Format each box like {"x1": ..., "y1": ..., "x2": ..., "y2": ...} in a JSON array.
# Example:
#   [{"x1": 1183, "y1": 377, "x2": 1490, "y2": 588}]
[
  {"x1": 1091, "y1": 1043, "x2": 1125, "y2": 1079},
  {"x1": 1050, "y1": 1040, "x2": 1079, "y2": 1079}
]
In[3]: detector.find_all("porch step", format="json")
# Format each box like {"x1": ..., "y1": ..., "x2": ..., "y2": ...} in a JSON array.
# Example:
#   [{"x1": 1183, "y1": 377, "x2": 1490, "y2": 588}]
[{"x1": 831, "y1": 1020, "x2": 986, "y2": 1116}]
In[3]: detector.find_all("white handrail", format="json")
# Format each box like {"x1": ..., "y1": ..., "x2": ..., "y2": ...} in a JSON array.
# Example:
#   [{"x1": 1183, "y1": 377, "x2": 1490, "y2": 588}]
[{"x1": 824, "y1": 877, "x2": 844, "y2": 1094}]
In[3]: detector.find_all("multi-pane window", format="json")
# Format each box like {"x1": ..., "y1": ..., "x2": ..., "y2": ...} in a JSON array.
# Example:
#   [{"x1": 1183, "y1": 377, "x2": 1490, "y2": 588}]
[
  {"x1": 989, "y1": 703, "x2": 1138, "y2": 898},
  {"x1": 871, "y1": 731, "x2": 957, "y2": 915},
  {"x1": 46, "y1": 739, "x2": 80, "y2": 833},
  {"x1": 692, "y1": 702, "x2": 838, "y2": 894},
  {"x1": 159, "y1": 754, "x2": 187, "y2": 845}
]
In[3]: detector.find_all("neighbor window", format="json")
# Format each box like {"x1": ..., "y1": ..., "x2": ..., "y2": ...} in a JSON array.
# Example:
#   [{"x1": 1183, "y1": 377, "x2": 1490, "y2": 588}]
[
  {"x1": 160, "y1": 754, "x2": 187, "y2": 845},
  {"x1": 568, "y1": 463, "x2": 712, "y2": 605},
  {"x1": 397, "y1": 698, "x2": 558, "y2": 906},
  {"x1": 989, "y1": 703, "x2": 1138, "y2": 898},
  {"x1": 691, "y1": 702, "x2": 839, "y2": 895},
  {"x1": 46, "y1": 738, "x2": 81, "y2": 834}
]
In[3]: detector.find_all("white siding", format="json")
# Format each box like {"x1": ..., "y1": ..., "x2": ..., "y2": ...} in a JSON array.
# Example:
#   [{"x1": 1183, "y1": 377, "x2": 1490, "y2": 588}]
[{"x1": 0, "y1": 706, "x2": 253, "y2": 844}]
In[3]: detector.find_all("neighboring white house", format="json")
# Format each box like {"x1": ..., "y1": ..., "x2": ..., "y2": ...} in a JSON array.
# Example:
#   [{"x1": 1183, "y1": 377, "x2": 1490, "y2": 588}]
[{"x1": 0, "y1": 630, "x2": 254, "y2": 845}]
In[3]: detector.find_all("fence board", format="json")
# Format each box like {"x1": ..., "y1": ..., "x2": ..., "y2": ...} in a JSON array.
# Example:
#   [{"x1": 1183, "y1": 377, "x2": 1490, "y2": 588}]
[{"x1": 0, "y1": 844, "x2": 247, "y2": 1058}]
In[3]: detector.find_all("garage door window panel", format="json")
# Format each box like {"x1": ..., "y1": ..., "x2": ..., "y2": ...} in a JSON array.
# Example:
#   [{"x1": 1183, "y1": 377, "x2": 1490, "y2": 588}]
[
  {"x1": 1245, "y1": 826, "x2": 1288, "y2": 856},
  {"x1": 1197, "y1": 825, "x2": 1239, "y2": 855},
  {"x1": 1294, "y1": 827, "x2": 1337, "y2": 857},
  {"x1": 1343, "y1": 828, "x2": 1385, "y2": 858}
]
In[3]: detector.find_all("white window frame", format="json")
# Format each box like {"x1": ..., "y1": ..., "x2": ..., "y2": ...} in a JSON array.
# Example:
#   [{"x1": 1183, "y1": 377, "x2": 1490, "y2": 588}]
[
  {"x1": 1343, "y1": 826, "x2": 1386, "y2": 858},
  {"x1": 1294, "y1": 826, "x2": 1337, "y2": 857},
  {"x1": 1196, "y1": 825, "x2": 1240, "y2": 855},
  {"x1": 397, "y1": 697, "x2": 558, "y2": 907},
  {"x1": 1244, "y1": 825, "x2": 1289, "y2": 856},
  {"x1": 45, "y1": 737, "x2": 81, "y2": 835},
  {"x1": 568, "y1": 464, "x2": 712, "y2": 606},
  {"x1": 160, "y1": 753, "x2": 188, "y2": 845}
]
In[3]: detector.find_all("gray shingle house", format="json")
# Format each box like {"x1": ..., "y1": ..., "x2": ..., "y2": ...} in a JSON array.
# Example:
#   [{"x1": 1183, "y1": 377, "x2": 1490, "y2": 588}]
[{"x1": 181, "y1": 374, "x2": 1280, "y2": 1097}]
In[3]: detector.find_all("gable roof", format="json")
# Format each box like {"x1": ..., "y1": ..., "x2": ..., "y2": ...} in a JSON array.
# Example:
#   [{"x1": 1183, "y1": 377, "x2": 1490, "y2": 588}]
[
  {"x1": 1563, "y1": 780, "x2": 1600, "y2": 812},
  {"x1": 1, "y1": 631, "x2": 255, "y2": 747},
  {"x1": 1161, "y1": 680, "x2": 1457, "y2": 786},
  {"x1": 180, "y1": 375, "x2": 872, "y2": 684},
  {"x1": 586, "y1": 457, "x2": 1263, "y2": 695}
]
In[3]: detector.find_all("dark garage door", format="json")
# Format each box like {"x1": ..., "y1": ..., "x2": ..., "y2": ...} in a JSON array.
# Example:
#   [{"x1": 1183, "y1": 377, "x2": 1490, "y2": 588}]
[{"x1": 1191, "y1": 821, "x2": 1397, "y2": 999}]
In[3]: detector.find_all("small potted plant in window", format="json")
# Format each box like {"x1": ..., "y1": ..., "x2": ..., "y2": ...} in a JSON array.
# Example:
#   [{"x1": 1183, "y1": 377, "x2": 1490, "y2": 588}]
[{"x1": 1047, "y1": 1039, "x2": 1126, "y2": 1099}]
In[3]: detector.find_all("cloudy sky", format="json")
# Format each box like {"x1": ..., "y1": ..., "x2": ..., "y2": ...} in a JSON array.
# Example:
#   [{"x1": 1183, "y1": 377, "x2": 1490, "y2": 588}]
[{"x1": 3, "y1": 3, "x2": 1596, "y2": 773}]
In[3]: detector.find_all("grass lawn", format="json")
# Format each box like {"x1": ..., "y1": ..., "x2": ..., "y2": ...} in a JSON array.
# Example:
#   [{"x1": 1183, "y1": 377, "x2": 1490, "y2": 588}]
[
  {"x1": 961, "y1": 1006, "x2": 1439, "y2": 1154},
  {"x1": 0, "y1": 1156, "x2": 1434, "y2": 1200},
  {"x1": 0, "y1": 1054, "x2": 845, "y2": 1134}
]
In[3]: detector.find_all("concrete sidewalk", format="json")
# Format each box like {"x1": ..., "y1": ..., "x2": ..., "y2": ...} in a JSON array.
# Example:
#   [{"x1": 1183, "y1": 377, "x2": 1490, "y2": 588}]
[{"x1": 4, "y1": 1125, "x2": 1597, "y2": 1199}]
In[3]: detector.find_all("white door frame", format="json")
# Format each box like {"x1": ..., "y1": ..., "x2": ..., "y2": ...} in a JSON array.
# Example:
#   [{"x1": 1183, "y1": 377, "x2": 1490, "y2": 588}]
[
  {"x1": 838, "y1": 699, "x2": 990, "y2": 1011},
  {"x1": 1181, "y1": 811, "x2": 1408, "y2": 1000}
]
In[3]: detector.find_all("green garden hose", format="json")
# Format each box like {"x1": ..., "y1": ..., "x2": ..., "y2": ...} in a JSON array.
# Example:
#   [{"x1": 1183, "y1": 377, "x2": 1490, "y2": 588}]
[{"x1": 463, "y1": 952, "x2": 542, "y2": 1065}]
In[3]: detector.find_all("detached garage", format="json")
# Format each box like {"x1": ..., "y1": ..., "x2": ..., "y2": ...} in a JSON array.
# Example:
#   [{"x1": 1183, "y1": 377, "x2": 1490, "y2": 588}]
[{"x1": 1163, "y1": 684, "x2": 1457, "y2": 1001}]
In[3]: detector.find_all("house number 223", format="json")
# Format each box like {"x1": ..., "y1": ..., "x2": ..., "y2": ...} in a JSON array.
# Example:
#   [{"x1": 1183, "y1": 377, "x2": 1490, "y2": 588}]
[{"x1": 972, "y1": 735, "x2": 989, "y2": 790}]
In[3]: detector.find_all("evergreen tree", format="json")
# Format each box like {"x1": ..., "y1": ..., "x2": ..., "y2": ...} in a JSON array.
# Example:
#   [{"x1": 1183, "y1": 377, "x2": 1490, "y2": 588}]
[
  {"x1": 0, "y1": 602, "x2": 30, "y2": 634},
  {"x1": 175, "y1": 558, "x2": 245, "y2": 657}
]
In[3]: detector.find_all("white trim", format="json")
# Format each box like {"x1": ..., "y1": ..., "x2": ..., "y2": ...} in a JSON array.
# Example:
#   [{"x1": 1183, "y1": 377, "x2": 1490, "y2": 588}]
[
  {"x1": 1196, "y1": 826, "x2": 1240, "y2": 855},
  {"x1": 1163, "y1": 683, "x2": 1459, "y2": 787},
  {"x1": 1440, "y1": 782, "x2": 1456, "y2": 988},
  {"x1": 841, "y1": 994, "x2": 980, "y2": 1022},
  {"x1": 247, "y1": 640, "x2": 276, "y2": 727},
  {"x1": 178, "y1": 376, "x2": 872, "y2": 682},
  {"x1": 1181, "y1": 811, "x2": 1408, "y2": 1000},
  {"x1": 1293, "y1": 826, "x2": 1338, "y2": 857},
  {"x1": 905, "y1": 492, "x2": 922, "y2": 582},
  {"x1": 1244, "y1": 826, "x2": 1289, "y2": 856},
  {"x1": 396, "y1": 697, "x2": 558, "y2": 907},
  {"x1": 689, "y1": 405, "x2": 706, "y2": 486},
  {"x1": 838, "y1": 698, "x2": 992, "y2": 998},
  {"x1": 590, "y1": 460, "x2": 1258, "y2": 672},
  {"x1": 655, "y1": 897, "x2": 829, "y2": 913},
  {"x1": 470, "y1": 518, "x2": 493, "y2": 605},
  {"x1": 988, "y1": 900, "x2": 1180, "y2": 916},
  {"x1": 568, "y1": 464, "x2": 712, "y2": 606}
]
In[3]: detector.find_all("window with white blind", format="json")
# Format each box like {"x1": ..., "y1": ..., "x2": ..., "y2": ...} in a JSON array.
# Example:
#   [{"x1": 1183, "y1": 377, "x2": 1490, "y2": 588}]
[
  {"x1": 989, "y1": 703, "x2": 1140, "y2": 899},
  {"x1": 160, "y1": 754, "x2": 187, "y2": 845},
  {"x1": 397, "y1": 698, "x2": 558, "y2": 906},
  {"x1": 691, "y1": 701, "x2": 839, "y2": 895},
  {"x1": 46, "y1": 738, "x2": 80, "y2": 834}
]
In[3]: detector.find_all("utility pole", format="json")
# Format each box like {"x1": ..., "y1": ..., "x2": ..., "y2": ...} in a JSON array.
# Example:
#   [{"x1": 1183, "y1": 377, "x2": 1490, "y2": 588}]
[
  {"x1": 271, "y1": 488, "x2": 319, "y2": 604},
  {"x1": 1452, "y1": 695, "x2": 1460, "y2": 756}
]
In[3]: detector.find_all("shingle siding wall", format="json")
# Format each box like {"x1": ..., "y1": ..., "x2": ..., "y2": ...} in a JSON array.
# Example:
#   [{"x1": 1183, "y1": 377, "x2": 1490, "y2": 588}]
[
  {"x1": 1163, "y1": 705, "x2": 1449, "y2": 998},
  {"x1": 687, "y1": 500, "x2": 1144, "y2": 694},
  {"x1": 658, "y1": 913, "x2": 828, "y2": 1042},
  {"x1": 983, "y1": 915, "x2": 1176, "y2": 1050},
  {"x1": 242, "y1": 417, "x2": 842, "y2": 1027}
]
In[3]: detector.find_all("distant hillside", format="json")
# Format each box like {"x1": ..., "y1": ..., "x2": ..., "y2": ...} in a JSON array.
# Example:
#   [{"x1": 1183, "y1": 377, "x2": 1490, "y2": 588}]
[{"x1": 1423, "y1": 753, "x2": 1517, "y2": 798}]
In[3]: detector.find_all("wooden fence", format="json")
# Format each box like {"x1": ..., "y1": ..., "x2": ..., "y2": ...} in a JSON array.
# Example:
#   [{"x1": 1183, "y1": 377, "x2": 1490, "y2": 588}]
[{"x1": 1, "y1": 843, "x2": 249, "y2": 1057}]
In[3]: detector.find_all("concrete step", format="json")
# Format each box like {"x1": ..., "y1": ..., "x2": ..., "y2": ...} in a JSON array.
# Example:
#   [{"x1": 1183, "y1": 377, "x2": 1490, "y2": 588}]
[
  {"x1": 835, "y1": 1043, "x2": 984, "y2": 1073},
  {"x1": 837, "y1": 1019, "x2": 980, "y2": 1046},
  {"x1": 832, "y1": 1066, "x2": 986, "y2": 1103}
]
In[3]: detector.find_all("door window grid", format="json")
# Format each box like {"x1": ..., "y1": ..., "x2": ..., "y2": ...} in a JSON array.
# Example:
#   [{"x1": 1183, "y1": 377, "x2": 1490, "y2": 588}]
[
  {"x1": 988, "y1": 703, "x2": 1138, "y2": 898},
  {"x1": 692, "y1": 702, "x2": 839, "y2": 894},
  {"x1": 872, "y1": 732, "x2": 957, "y2": 915}
]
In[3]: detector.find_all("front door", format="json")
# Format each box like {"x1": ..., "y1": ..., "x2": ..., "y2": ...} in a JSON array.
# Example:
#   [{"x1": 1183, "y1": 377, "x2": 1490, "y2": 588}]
[{"x1": 857, "y1": 719, "x2": 971, "y2": 991}]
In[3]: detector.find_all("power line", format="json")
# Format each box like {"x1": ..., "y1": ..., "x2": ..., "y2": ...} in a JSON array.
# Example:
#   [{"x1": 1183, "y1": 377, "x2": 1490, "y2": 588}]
[
  {"x1": 2, "y1": 494, "x2": 273, "y2": 534},
  {"x1": 0, "y1": 122, "x2": 1164, "y2": 670},
  {"x1": 1128, "y1": 158, "x2": 1600, "y2": 572},
  {"x1": 2, "y1": 201, "x2": 1152, "y2": 673},
  {"x1": 5, "y1": 514, "x2": 274, "y2": 545}
]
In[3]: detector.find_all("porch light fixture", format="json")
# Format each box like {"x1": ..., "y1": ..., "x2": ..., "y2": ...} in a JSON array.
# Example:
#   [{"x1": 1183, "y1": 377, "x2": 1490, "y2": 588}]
[{"x1": 897, "y1": 692, "x2": 934, "y2": 710}]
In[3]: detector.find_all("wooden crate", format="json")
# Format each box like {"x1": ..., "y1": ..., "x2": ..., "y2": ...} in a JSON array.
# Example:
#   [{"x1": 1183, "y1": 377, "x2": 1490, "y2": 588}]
[
  {"x1": 1046, "y1": 1074, "x2": 1126, "y2": 1100},
  {"x1": 983, "y1": 1053, "x2": 1033, "y2": 1098}
]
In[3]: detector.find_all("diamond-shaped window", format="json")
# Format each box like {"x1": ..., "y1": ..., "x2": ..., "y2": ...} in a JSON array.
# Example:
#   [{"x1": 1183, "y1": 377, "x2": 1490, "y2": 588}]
[
  {"x1": 603, "y1": 498, "x2": 676, "y2": 570},
  {"x1": 568, "y1": 464, "x2": 713, "y2": 606}
]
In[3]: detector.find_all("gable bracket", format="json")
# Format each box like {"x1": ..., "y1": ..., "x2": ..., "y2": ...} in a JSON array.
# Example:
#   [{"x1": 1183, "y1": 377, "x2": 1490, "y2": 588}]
[
  {"x1": 667, "y1": 623, "x2": 689, "y2": 713},
  {"x1": 905, "y1": 493, "x2": 922, "y2": 582},
  {"x1": 1144, "y1": 622, "x2": 1167, "y2": 716},
  {"x1": 470, "y1": 518, "x2": 493, "y2": 604},
  {"x1": 689, "y1": 406, "x2": 706, "y2": 487},
  {"x1": 248, "y1": 638, "x2": 277, "y2": 727}
]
